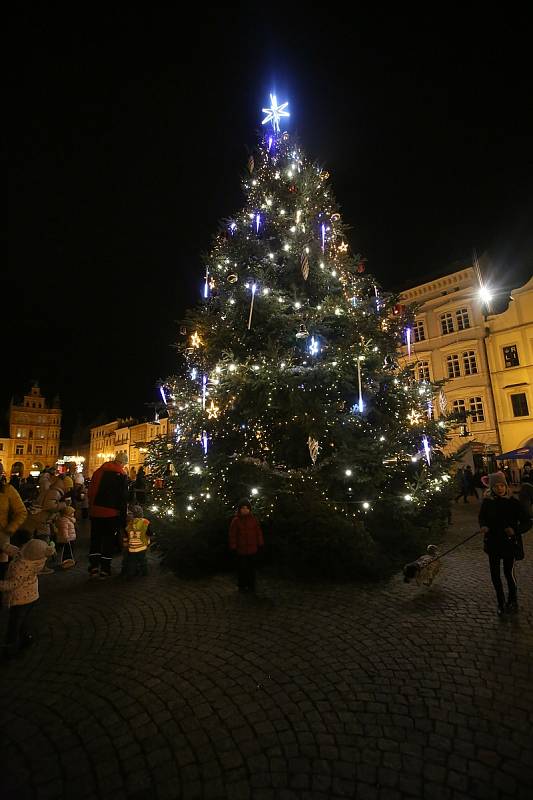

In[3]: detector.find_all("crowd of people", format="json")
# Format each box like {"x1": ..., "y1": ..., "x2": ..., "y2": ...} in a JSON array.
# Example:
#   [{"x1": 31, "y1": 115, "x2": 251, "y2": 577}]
[{"x1": 0, "y1": 455, "x2": 532, "y2": 658}]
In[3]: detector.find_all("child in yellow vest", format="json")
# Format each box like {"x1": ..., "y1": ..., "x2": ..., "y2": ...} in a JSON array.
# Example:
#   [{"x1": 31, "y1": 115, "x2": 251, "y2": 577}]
[{"x1": 121, "y1": 505, "x2": 152, "y2": 578}]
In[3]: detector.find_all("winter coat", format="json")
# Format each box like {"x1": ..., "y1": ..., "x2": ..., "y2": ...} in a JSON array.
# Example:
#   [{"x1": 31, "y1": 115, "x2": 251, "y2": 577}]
[
  {"x1": 88, "y1": 461, "x2": 128, "y2": 522},
  {"x1": 479, "y1": 493, "x2": 531, "y2": 558},
  {"x1": 123, "y1": 518, "x2": 151, "y2": 553},
  {"x1": 56, "y1": 515, "x2": 77, "y2": 543},
  {"x1": 0, "y1": 554, "x2": 47, "y2": 607},
  {"x1": 0, "y1": 484, "x2": 27, "y2": 554},
  {"x1": 38, "y1": 472, "x2": 52, "y2": 493},
  {"x1": 229, "y1": 514, "x2": 264, "y2": 556}
]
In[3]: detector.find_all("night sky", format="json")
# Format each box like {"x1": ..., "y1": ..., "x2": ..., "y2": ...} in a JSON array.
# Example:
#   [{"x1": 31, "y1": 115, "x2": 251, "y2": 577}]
[{"x1": 7, "y1": 10, "x2": 532, "y2": 440}]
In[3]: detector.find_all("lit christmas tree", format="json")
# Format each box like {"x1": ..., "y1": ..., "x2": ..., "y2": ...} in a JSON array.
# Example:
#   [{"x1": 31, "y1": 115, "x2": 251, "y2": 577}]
[{"x1": 147, "y1": 95, "x2": 452, "y2": 577}]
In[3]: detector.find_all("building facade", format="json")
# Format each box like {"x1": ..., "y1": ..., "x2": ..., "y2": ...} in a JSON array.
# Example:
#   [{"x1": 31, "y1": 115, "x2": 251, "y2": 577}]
[
  {"x1": 399, "y1": 267, "x2": 500, "y2": 464},
  {"x1": 0, "y1": 384, "x2": 61, "y2": 478},
  {"x1": 485, "y1": 277, "x2": 533, "y2": 453},
  {"x1": 89, "y1": 416, "x2": 171, "y2": 477}
]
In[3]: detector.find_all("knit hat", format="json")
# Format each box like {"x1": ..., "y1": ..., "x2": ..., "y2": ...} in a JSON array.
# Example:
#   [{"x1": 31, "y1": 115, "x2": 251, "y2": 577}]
[
  {"x1": 237, "y1": 498, "x2": 252, "y2": 511},
  {"x1": 481, "y1": 471, "x2": 507, "y2": 489},
  {"x1": 22, "y1": 539, "x2": 55, "y2": 561},
  {"x1": 131, "y1": 505, "x2": 144, "y2": 518},
  {"x1": 115, "y1": 452, "x2": 128, "y2": 465},
  {"x1": 63, "y1": 505, "x2": 76, "y2": 516}
]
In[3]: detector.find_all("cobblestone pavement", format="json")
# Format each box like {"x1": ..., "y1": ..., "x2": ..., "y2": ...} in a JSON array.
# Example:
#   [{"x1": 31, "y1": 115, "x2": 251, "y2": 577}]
[{"x1": 2, "y1": 503, "x2": 532, "y2": 800}]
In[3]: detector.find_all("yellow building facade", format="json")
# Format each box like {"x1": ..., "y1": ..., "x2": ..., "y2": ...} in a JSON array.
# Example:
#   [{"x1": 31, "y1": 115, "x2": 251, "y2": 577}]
[
  {"x1": 400, "y1": 267, "x2": 500, "y2": 459},
  {"x1": 485, "y1": 277, "x2": 533, "y2": 453},
  {"x1": 0, "y1": 384, "x2": 61, "y2": 478},
  {"x1": 89, "y1": 417, "x2": 171, "y2": 477}
]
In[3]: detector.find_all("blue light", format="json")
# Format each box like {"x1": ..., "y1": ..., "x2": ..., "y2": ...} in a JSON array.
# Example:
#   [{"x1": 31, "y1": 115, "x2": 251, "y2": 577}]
[
  {"x1": 202, "y1": 431, "x2": 208, "y2": 455},
  {"x1": 191, "y1": 368, "x2": 197, "y2": 380},
  {"x1": 308, "y1": 336, "x2": 319, "y2": 356},
  {"x1": 255, "y1": 213, "x2": 261, "y2": 233},
  {"x1": 262, "y1": 93, "x2": 290, "y2": 133},
  {"x1": 159, "y1": 386, "x2": 167, "y2": 405}
]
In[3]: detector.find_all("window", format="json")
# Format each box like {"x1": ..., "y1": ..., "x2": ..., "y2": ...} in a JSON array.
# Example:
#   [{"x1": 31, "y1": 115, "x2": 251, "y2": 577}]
[
  {"x1": 469, "y1": 397, "x2": 485, "y2": 423},
  {"x1": 447, "y1": 354, "x2": 461, "y2": 378},
  {"x1": 417, "y1": 361, "x2": 430, "y2": 382},
  {"x1": 27, "y1": 444, "x2": 32, "y2": 453},
  {"x1": 452, "y1": 399, "x2": 467, "y2": 420},
  {"x1": 16, "y1": 445, "x2": 24, "y2": 455},
  {"x1": 441, "y1": 312, "x2": 454, "y2": 335},
  {"x1": 35, "y1": 446, "x2": 43, "y2": 455},
  {"x1": 413, "y1": 319, "x2": 426, "y2": 342},
  {"x1": 0, "y1": 443, "x2": 3, "y2": 451},
  {"x1": 455, "y1": 308, "x2": 470, "y2": 330},
  {"x1": 462, "y1": 350, "x2": 478, "y2": 375},
  {"x1": 503, "y1": 345, "x2": 519, "y2": 368},
  {"x1": 511, "y1": 393, "x2": 529, "y2": 417}
]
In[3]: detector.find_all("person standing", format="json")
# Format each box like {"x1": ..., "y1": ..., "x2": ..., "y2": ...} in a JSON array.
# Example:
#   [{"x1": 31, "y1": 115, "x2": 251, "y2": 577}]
[
  {"x1": 0, "y1": 465, "x2": 27, "y2": 579},
  {"x1": 121, "y1": 505, "x2": 152, "y2": 578},
  {"x1": 479, "y1": 471, "x2": 531, "y2": 615},
  {"x1": 88, "y1": 453, "x2": 129, "y2": 578},
  {"x1": 229, "y1": 499, "x2": 264, "y2": 592},
  {"x1": 133, "y1": 466, "x2": 147, "y2": 506}
]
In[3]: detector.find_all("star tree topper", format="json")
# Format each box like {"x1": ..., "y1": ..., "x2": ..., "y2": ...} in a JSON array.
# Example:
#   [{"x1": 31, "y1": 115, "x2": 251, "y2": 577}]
[{"x1": 262, "y1": 93, "x2": 290, "y2": 133}]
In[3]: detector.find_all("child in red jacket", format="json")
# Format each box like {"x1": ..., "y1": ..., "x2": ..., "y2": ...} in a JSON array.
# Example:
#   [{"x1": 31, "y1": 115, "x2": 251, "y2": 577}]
[{"x1": 229, "y1": 499, "x2": 264, "y2": 592}]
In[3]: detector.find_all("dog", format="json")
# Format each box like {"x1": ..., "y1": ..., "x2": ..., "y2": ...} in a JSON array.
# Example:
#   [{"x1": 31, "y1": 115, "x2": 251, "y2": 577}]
[{"x1": 403, "y1": 545, "x2": 441, "y2": 586}]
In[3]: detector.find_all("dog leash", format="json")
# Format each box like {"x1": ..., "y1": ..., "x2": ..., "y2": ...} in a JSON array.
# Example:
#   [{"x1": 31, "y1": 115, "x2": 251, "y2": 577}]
[{"x1": 429, "y1": 530, "x2": 482, "y2": 562}]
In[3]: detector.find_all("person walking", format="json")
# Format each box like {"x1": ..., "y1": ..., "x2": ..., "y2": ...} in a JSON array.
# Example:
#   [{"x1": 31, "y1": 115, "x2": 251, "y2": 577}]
[
  {"x1": 88, "y1": 452, "x2": 129, "y2": 578},
  {"x1": 121, "y1": 505, "x2": 152, "y2": 578},
  {"x1": 0, "y1": 465, "x2": 27, "y2": 579},
  {"x1": 479, "y1": 471, "x2": 531, "y2": 615},
  {"x1": 454, "y1": 467, "x2": 469, "y2": 503},
  {"x1": 464, "y1": 465, "x2": 478, "y2": 500},
  {"x1": 229, "y1": 498, "x2": 264, "y2": 593},
  {"x1": 518, "y1": 472, "x2": 533, "y2": 522}
]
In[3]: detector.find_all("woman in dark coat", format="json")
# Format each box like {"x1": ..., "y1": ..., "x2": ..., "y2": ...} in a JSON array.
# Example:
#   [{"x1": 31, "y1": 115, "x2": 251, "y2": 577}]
[{"x1": 479, "y1": 471, "x2": 531, "y2": 614}]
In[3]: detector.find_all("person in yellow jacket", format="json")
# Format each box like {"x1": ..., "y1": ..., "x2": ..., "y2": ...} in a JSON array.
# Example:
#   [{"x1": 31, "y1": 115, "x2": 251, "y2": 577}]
[
  {"x1": 0, "y1": 464, "x2": 28, "y2": 579},
  {"x1": 121, "y1": 505, "x2": 152, "y2": 578}
]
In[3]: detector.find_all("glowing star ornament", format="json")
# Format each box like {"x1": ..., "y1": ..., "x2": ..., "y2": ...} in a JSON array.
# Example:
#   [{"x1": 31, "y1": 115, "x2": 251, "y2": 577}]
[
  {"x1": 206, "y1": 400, "x2": 220, "y2": 419},
  {"x1": 407, "y1": 409, "x2": 422, "y2": 426},
  {"x1": 190, "y1": 331, "x2": 203, "y2": 349},
  {"x1": 262, "y1": 93, "x2": 290, "y2": 133}
]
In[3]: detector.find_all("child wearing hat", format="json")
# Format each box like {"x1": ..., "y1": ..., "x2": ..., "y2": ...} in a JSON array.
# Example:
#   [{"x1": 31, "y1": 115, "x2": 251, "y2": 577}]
[
  {"x1": 121, "y1": 505, "x2": 152, "y2": 578},
  {"x1": 229, "y1": 498, "x2": 264, "y2": 592},
  {"x1": 479, "y1": 471, "x2": 531, "y2": 615},
  {"x1": 56, "y1": 505, "x2": 77, "y2": 569},
  {"x1": 0, "y1": 537, "x2": 55, "y2": 658}
]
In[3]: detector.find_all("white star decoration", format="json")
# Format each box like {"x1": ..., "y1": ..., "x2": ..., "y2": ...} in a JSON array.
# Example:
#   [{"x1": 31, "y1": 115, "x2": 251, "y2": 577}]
[{"x1": 262, "y1": 93, "x2": 290, "y2": 132}]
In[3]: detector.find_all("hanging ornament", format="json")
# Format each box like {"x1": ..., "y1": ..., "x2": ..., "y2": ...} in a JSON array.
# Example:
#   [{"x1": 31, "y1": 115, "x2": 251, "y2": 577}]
[
  {"x1": 228, "y1": 221, "x2": 237, "y2": 235},
  {"x1": 357, "y1": 261, "x2": 366, "y2": 274},
  {"x1": 406, "y1": 327, "x2": 412, "y2": 357},
  {"x1": 227, "y1": 273, "x2": 238, "y2": 284},
  {"x1": 308, "y1": 436, "x2": 319, "y2": 464},
  {"x1": 202, "y1": 431, "x2": 208, "y2": 455},
  {"x1": 331, "y1": 213, "x2": 340, "y2": 222},
  {"x1": 301, "y1": 251, "x2": 310, "y2": 281},
  {"x1": 438, "y1": 388, "x2": 448, "y2": 414},
  {"x1": 321, "y1": 223, "x2": 326, "y2": 252},
  {"x1": 203, "y1": 267, "x2": 210, "y2": 299},
  {"x1": 393, "y1": 303, "x2": 406, "y2": 316},
  {"x1": 408, "y1": 409, "x2": 422, "y2": 426},
  {"x1": 357, "y1": 356, "x2": 364, "y2": 413},
  {"x1": 179, "y1": 326, "x2": 187, "y2": 336},
  {"x1": 202, "y1": 374, "x2": 207, "y2": 410},
  {"x1": 288, "y1": 185, "x2": 298, "y2": 193},
  {"x1": 247, "y1": 283, "x2": 257, "y2": 330},
  {"x1": 308, "y1": 336, "x2": 320, "y2": 356},
  {"x1": 296, "y1": 323, "x2": 309, "y2": 339},
  {"x1": 427, "y1": 398, "x2": 433, "y2": 419},
  {"x1": 159, "y1": 387, "x2": 167, "y2": 405},
  {"x1": 422, "y1": 436, "x2": 431, "y2": 466},
  {"x1": 247, "y1": 155, "x2": 254, "y2": 174},
  {"x1": 338, "y1": 241, "x2": 348, "y2": 253}
]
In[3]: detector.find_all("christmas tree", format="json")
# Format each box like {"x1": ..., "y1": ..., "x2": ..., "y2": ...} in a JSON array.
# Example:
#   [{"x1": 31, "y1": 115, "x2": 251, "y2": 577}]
[{"x1": 147, "y1": 95, "x2": 452, "y2": 577}]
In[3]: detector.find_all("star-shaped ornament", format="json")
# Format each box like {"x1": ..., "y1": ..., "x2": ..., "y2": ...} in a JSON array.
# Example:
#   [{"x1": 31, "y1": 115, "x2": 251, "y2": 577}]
[
  {"x1": 262, "y1": 93, "x2": 290, "y2": 133},
  {"x1": 206, "y1": 400, "x2": 220, "y2": 419}
]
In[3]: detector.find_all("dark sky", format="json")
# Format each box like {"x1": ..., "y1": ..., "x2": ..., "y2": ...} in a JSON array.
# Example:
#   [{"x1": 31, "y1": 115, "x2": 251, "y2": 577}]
[{"x1": 7, "y1": 10, "x2": 533, "y2": 439}]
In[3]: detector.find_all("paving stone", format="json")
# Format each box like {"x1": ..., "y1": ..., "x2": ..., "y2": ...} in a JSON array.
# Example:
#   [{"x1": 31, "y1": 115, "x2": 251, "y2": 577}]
[{"x1": 1, "y1": 505, "x2": 532, "y2": 799}]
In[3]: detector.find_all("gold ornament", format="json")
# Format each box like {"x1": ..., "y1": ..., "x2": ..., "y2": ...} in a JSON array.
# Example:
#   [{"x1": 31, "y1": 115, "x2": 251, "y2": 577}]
[
  {"x1": 206, "y1": 400, "x2": 220, "y2": 419},
  {"x1": 296, "y1": 323, "x2": 309, "y2": 339},
  {"x1": 338, "y1": 241, "x2": 348, "y2": 253},
  {"x1": 301, "y1": 251, "x2": 309, "y2": 281},
  {"x1": 227, "y1": 273, "x2": 238, "y2": 284},
  {"x1": 308, "y1": 436, "x2": 319, "y2": 464},
  {"x1": 247, "y1": 155, "x2": 254, "y2": 174}
]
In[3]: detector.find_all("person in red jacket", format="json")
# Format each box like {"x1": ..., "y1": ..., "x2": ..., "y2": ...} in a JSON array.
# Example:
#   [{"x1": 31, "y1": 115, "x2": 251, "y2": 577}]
[
  {"x1": 88, "y1": 452, "x2": 129, "y2": 578},
  {"x1": 229, "y1": 498, "x2": 264, "y2": 592}
]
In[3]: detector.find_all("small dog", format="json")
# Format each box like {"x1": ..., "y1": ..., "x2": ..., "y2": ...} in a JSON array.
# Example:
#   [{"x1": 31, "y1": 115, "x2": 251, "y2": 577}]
[{"x1": 403, "y1": 545, "x2": 440, "y2": 586}]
